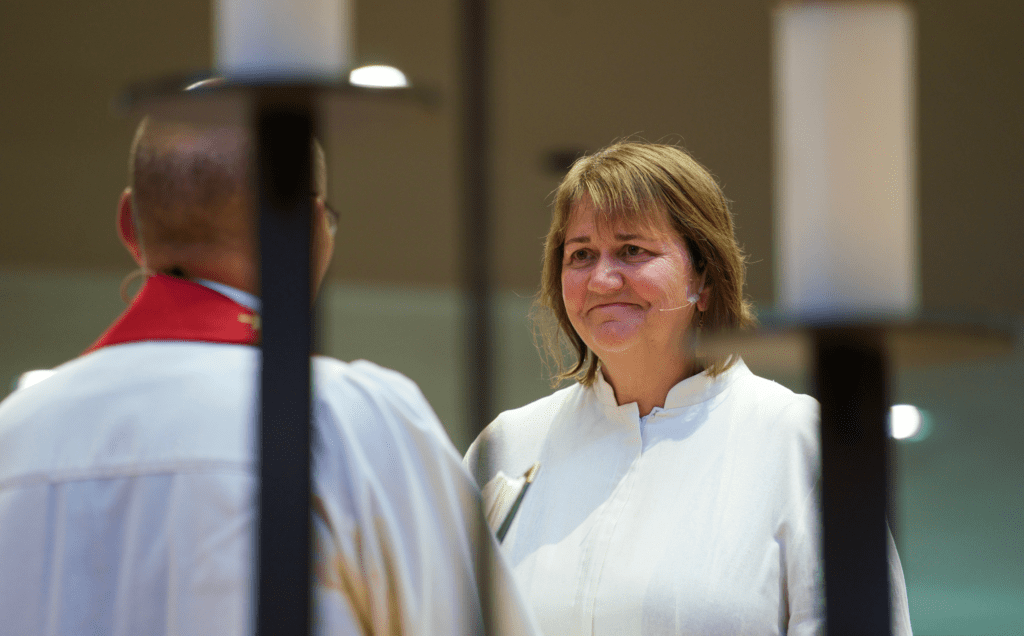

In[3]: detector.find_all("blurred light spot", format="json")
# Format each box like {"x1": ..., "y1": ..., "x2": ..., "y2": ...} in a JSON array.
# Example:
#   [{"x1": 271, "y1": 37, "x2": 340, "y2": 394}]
[
  {"x1": 16, "y1": 369, "x2": 55, "y2": 390},
  {"x1": 889, "y1": 404, "x2": 923, "y2": 440},
  {"x1": 349, "y1": 65, "x2": 409, "y2": 88}
]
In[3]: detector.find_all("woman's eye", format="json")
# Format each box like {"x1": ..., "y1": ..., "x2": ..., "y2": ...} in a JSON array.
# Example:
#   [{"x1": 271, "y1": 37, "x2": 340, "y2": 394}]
[
  {"x1": 624, "y1": 245, "x2": 644, "y2": 257},
  {"x1": 565, "y1": 248, "x2": 590, "y2": 264}
]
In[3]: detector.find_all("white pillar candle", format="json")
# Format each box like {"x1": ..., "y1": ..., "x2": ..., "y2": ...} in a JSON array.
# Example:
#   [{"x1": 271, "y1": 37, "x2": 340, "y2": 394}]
[
  {"x1": 215, "y1": 0, "x2": 352, "y2": 79},
  {"x1": 774, "y1": 2, "x2": 917, "y2": 321}
]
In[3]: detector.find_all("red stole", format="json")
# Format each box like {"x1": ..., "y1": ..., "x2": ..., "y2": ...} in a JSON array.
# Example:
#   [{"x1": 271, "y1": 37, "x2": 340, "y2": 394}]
[{"x1": 84, "y1": 274, "x2": 260, "y2": 354}]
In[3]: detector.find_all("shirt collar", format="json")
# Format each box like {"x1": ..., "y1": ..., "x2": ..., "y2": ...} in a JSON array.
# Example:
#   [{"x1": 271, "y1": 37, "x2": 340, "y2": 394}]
[
  {"x1": 195, "y1": 278, "x2": 261, "y2": 312},
  {"x1": 593, "y1": 358, "x2": 748, "y2": 411}
]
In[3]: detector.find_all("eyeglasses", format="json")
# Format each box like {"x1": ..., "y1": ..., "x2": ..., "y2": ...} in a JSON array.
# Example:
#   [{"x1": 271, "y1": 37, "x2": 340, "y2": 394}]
[
  {"x1": 323, "y1": 202, "x2": 338, "y2": 237},
  {"x1": 313, "y1": 193, "x2": 338, "y2": 236}
]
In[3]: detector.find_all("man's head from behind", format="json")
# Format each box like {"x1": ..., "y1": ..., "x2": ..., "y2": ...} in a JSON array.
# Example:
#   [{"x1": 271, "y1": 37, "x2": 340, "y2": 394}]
[{"x1": 119, "y1": 117, "x2": 334, "y2": 295}]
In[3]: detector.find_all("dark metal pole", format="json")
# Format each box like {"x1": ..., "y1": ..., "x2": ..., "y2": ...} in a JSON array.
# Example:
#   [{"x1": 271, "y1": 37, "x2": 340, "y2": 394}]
[
  {"x1": 460, "y1": 0, "x2": 496, "y2": 633},
  {"x1": 461, "y1": 0, "x2": 494, "y2": 432},
  {"x1": 254, "y1": 94, "x2": 315, "y2": 636},
  {"x1": 814, "y1": 328, "x2": 892, "y2": 636}
]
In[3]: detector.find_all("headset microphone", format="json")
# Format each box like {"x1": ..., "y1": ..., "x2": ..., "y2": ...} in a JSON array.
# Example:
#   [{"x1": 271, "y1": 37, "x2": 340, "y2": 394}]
[{"x1": 659, "y1": 279, "x2": 705, "y2": 312}]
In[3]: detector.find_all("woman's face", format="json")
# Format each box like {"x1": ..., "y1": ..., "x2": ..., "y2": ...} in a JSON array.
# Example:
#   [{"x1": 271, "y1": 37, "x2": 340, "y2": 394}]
[{"x1": 560, "y1": 199, "x2": 705, "y2": 360}]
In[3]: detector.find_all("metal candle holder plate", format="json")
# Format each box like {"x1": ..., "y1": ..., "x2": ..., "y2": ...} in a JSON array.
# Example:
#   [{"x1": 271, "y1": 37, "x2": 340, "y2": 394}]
[
  {"x1": 116, "y1": 73, "x2": 436, "y2": 125},
  {"x1": 704, "y1": 314, "x2": 1017, "y2": 375}
]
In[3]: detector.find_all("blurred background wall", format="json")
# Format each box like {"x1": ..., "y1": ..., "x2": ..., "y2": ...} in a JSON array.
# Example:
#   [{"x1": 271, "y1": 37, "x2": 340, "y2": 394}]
[{"x1": 1, "y1": 0, "x2": 1021, "y2": 632}]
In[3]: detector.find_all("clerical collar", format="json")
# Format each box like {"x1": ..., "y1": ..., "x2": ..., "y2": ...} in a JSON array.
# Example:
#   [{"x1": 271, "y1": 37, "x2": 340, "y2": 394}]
[
  {"x1": 194, "y1": 278, "x2": 260, "y2": 312},
  {"x1": 83, "y1": 274, "x2": 260, "y2": 354}
]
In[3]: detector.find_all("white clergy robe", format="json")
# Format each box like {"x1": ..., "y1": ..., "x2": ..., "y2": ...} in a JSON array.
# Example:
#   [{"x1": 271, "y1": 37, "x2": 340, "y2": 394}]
[{"x1": 465, "y1": 360, "x2": 912, "y2": 636}]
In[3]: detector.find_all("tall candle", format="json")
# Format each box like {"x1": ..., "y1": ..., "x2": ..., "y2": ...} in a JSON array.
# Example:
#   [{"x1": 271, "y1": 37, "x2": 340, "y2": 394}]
[
  {"x1": 774, "y1": 2, "x2": 917, "y2": 321},
  {"x1": 216, "y1": 0, "x2": 352, "y2": 79}
]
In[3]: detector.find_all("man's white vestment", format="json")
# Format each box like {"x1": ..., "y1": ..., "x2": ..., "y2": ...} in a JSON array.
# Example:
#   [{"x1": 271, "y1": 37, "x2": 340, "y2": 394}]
[{"x1": 0, "y1": 275, "x2": 537, "y2": 636}]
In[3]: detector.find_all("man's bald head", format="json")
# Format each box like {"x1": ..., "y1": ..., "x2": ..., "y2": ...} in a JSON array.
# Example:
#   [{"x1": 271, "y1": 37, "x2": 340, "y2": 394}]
[
  {"x1": 129, "y1": 118, "x2": 255, "y2": 255},
  {"x1": 124, "y1": 117, "x2": 330, "y2": 290}
]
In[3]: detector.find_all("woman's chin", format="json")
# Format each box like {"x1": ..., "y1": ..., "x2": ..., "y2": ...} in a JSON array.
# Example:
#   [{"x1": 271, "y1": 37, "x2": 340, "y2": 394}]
[{"x1": 587, "y1": 326, "x2": 642, "y2": 355}]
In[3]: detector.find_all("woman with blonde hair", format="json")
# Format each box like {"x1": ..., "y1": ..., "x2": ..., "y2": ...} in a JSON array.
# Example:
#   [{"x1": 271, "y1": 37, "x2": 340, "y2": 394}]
[{"x1": 464, "y1": 141, "x2": 912, "y2": 635}]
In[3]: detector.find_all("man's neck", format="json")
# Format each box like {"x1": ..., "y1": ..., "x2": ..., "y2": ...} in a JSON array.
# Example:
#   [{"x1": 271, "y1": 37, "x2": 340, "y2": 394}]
[
  {"x1": 146, "y1": 248, "x2": 259, "y2": 298},
  {"x1": 193, "y1": 278, "x2": 260, "y2": 312}
]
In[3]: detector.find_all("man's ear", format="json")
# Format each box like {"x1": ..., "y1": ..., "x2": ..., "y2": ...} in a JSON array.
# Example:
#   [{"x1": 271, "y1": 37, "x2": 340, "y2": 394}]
[{"x1": 117, "y1": 189, "x2": 144, "y2": 266}]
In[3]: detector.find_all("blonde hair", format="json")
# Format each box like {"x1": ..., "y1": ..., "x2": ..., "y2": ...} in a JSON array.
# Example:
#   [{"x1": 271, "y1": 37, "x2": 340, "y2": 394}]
[{"x1": 537, "y1": 141, "x2": 755, "y2": 386}]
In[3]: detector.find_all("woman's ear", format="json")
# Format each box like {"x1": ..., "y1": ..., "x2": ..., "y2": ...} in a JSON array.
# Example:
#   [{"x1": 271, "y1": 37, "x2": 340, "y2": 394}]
[
  {"x1": 697, "y1": 276, "x2": 712, "y2": 313},
  {"x1": 117, "y1": 189, "x2": 144, "y2": 266}
]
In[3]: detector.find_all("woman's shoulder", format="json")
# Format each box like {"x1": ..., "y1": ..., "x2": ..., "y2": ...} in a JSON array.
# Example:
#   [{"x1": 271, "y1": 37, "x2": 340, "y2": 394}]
[
  {"x1": 721, "y1": 362, "x2": 820, "y2": 447},
  {"x1": 723, "y1": 364, "x2": 822, "y2": 508},
  {"x1": 463, "y1": 382, "x2": 585, "y2": 488},
  {"x1": 498, "y1": 381, "x2": 586, "y2": 425},
  {"x1": 728, "y1": 363, "x2": 819, "y2": 419}
]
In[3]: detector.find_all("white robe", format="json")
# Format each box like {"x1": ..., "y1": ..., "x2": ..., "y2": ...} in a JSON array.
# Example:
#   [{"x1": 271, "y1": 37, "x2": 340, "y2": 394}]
[
  {"x1": 0, "y1": 340, "x2": 538, "y2": 636},
  {"x1": 464, "y1": 360, "x2": 912, "y2": 636}
]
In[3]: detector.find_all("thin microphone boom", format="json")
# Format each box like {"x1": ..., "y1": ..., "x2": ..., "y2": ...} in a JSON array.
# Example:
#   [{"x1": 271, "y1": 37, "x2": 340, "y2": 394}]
[
  {"x1": 658, "y1": 293, "x2": 700, "y2": 312},
  {"x1": 659, "y1": 276, "x2": 705, "y2": 312}
]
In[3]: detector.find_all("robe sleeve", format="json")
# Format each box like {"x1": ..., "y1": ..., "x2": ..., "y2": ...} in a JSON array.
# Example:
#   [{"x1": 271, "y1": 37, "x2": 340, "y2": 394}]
[
  {"x1": 782, "y1": 482, "x2": 914, "y2": 636},
  {"x1": 310, "y1": 359, "x2": 540, "y2": 636},
  {"x1": 783, "y1": 480, "x2": 826, "y2": 636}
]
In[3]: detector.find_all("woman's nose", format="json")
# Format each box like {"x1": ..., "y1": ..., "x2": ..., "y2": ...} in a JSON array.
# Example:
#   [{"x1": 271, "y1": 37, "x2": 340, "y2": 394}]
[{"x1": 589, "y1": 256, "x2": 624, "y2": 292}]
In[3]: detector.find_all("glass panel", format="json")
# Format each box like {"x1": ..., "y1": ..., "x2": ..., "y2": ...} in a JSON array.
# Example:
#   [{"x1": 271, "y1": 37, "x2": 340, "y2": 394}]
[{"x1": 894, "y1": 346, "x2": 1024, "y2": 634}]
